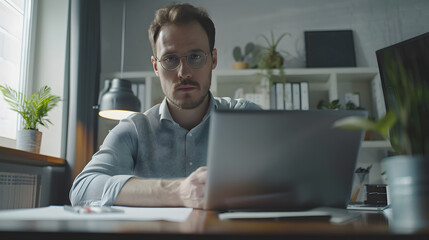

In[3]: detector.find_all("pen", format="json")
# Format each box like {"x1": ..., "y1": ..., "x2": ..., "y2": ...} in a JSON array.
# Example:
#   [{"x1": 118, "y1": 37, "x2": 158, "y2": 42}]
[
  {"x1": 64, "y1": 205, "x2": 124, "y2": 214},
  {"x1": 64, "y1": 205, "x2": 94, "y2": 214}
]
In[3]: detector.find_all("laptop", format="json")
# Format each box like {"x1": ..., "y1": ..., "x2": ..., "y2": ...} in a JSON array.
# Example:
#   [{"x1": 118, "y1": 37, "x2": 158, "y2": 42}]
[{"x1": 204, "y1": 110, "x2": 367, "y2": 211}]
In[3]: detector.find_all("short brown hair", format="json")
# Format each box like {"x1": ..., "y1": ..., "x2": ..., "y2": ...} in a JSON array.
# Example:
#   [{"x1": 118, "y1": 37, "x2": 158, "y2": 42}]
[{"x1": 148, "y1": 3, "x2": 215, "y2": 56}]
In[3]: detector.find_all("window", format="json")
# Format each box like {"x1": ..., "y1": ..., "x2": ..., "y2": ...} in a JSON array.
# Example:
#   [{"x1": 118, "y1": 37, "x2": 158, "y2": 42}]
[{"x1": 0, "y1": 0, "x2": 33, "y2": 139}]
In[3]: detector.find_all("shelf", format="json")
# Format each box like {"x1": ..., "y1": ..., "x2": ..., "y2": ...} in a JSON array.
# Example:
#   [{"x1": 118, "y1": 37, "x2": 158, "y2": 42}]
[
  {"x1": 101, "y1": 67, "x2": 383, "y2": 115},
  {"x1": 214, "y1": 69, "x2": 332, "y2": 83},
  {"x1": 0, "y1": 146, "x2": 65, "y2": 166}
]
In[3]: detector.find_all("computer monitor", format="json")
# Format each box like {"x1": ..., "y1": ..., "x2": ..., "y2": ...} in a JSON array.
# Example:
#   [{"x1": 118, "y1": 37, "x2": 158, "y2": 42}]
[
  {"x1": 375, "y1": 32, "x2": 429, "y2": 110},
  {"x1": 375, "y1": 32, "x2": 429, "y2": 154}
]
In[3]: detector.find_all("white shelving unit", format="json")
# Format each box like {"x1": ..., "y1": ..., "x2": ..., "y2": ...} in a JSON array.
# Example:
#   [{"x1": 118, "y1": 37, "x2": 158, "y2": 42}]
[
  {"x1": 212, "y1": 68, "x2": 386, "y2": 118},
  {"x1": 102, "y1": 68, "x2": 385, "y2": 113}
]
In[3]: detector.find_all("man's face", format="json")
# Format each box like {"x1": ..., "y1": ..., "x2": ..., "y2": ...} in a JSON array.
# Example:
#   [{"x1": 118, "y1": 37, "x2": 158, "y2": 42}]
[{"x1": 151, "y1": 21, "x2": 217, "y2": 110}]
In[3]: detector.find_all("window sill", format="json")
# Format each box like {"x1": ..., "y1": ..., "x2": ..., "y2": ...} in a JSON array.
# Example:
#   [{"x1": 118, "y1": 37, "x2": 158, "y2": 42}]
[{"x1": 0, "y1": 146, "x2": 65, "y2": 166}]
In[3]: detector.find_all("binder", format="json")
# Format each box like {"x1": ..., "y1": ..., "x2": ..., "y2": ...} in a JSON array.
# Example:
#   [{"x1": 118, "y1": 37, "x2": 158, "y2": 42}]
[
  {"x1": 285, "y1": 83, "x2": 293, "y2": 110},
  {"x1": 300, "y1": 82, "x2": 309, "y2": 110},
  {"x1": 275, "y1": 83, "x2": 285, "y2": 110},
  {"x1": 292, "y1": 83, "x2": 301, "y2": 110},
  {"x1": 270, "y1": 84, "x2": 276, "y2": 109}
]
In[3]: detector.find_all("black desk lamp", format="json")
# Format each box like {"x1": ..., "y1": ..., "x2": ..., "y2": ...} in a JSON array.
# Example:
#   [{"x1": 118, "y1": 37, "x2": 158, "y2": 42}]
[{"x1": 96, "y1": 78, "x2": 140, "y2": 120}]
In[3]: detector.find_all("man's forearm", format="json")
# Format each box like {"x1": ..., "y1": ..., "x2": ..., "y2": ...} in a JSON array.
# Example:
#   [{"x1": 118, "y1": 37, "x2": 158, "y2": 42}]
[
  {"x1": 114, "y1": 177, "x2": 183, "y2": 207},
  {"x1": 115, "y1": 167, "x2": 207, "y2": 208}
]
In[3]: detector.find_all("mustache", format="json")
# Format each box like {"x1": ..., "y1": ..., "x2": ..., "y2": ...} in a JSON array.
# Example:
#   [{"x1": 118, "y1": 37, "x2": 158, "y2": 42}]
[{"x1": 175, "y1": 79, "x2": 200, "y2": 89}]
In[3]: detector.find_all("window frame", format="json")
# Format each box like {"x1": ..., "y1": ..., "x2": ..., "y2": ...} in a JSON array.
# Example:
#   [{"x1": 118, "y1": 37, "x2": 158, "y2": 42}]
[{"x1": 0, "y1": 0, "x2": 35, "y2": 143}]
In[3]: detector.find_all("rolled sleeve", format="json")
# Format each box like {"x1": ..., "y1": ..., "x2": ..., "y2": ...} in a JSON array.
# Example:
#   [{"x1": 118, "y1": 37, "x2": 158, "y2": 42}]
[
  {"x1": 69, "y1": 116, "x2": 141, "y2": 206},
  {"x1": 100, "y1": 175, "x2": 134, "y2": 206}
]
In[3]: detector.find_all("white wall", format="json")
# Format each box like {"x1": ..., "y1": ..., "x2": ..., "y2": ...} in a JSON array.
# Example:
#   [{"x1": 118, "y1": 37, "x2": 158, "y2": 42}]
[
  {"x1": 32, "y1": 0, "x2": 68, "y2": 157},
  {"x1": 100, "y1": 0, "x2": 429, "y2": 73}
]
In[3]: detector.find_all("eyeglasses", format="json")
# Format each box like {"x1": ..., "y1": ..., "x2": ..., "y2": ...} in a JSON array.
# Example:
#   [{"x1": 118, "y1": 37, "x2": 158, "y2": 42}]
[{"x1": 155, "y1": 51, "x2": 209, "y2": 70}]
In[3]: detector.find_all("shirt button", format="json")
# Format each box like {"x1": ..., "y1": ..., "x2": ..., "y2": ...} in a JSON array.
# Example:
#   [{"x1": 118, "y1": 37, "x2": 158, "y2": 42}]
[
  {"x1": 189, "y1": 133, "x2": 193, "y2": 137},
  {"x1": 189, "y1": 162, "x2": 193, "y2": 166}
]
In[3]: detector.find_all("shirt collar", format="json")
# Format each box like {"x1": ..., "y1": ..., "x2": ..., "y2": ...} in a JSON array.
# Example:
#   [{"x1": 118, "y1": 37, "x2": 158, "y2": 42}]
[
  {"x1": 159, "y1": 92, "x2": 217, "y2": 123},
  {"x1": 159, "y1": 98, "x2": 174, "y2": 122}
]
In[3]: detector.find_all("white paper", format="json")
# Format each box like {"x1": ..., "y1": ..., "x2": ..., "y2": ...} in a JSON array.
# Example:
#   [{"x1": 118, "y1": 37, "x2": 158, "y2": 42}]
[{"x1": 0, "y1": 206, "x2": 193, "y2": 222}]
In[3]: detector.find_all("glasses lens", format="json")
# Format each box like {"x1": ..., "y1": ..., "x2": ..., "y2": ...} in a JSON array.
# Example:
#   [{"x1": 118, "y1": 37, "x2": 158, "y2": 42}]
[
  {"x1": 161, "y1": 55, "x2": 180, "y2": 70},
  {"x1": 187, "y1": 52, "x2": 207, "y2": 69}
]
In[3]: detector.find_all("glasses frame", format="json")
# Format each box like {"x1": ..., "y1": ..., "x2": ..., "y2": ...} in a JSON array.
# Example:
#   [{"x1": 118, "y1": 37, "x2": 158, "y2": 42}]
[{"x1": 155, "y1": 51, "x2": 210, "y2": 71}]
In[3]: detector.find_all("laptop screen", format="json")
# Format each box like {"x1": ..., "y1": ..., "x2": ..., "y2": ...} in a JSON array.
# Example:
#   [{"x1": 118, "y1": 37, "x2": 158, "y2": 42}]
[{"x1": 204, "y1": 110, "x2": 367, "y2": 211}]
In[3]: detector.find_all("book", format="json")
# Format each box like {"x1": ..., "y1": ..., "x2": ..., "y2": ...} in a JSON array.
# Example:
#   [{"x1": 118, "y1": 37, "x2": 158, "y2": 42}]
[
  {"x1": 275, "y1": 83, "x2": 285, "y2": 110},
  {"x1": 292, "y1": 83, "x2": 301, "y2": 110},
  {"x1": 300, "y1": 82, "x2": 309, "y2": 110},
  {"x1": 270, "y1": 84, "x2": 276, "y2": 109},
  {"x1": 285, "y1": 83, "x2": 293, "y2": 110}
]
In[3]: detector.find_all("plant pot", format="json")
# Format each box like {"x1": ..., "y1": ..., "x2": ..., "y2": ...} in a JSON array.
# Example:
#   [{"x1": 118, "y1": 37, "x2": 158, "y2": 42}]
[
  {"x1": 16, "y1": 129, "x2": 42, "y2": 154},
  {"x1": 382, "y1": 155, "x2": 429, "y2": 232},
  {"x1": 232, "y1": 62, "x2": 249, "y2": 70},
  {"x1": 260, "y1": 54, "x2": 284, "y2": 69}
]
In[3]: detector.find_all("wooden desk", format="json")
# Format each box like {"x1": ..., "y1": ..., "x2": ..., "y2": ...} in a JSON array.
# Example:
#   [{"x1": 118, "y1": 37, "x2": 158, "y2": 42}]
[{"x1": 0, "y1": 209, "x2": 428, "y2": 239}]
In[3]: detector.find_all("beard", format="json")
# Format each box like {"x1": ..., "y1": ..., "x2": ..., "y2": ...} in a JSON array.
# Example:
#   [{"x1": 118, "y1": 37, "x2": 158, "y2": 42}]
[
  {"x1": 167, "y1": 72, "x2": 212, "y2": 110},
  {"x1": 169, "y1": 90, "x2": 209, "y2": 110},
  {"x1": 166, "y1": 71, "x2": 212, "y2": 110}
]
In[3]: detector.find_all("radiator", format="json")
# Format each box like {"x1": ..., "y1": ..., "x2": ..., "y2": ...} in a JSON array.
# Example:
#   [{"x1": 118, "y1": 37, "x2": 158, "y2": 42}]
[{"x1": 0, "y1": 172, "x2": 41, "y2": 209}]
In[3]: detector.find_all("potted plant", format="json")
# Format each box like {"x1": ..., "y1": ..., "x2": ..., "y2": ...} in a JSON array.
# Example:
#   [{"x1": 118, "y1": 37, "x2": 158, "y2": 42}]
[
  {"x1": 255, "y1": 31, "x2": 291, "y2": 108},
  {"x1": 333, "y1": 52, "x2": 429, "y2": 231},
  {"x1": 317, "y1": 99, "x2": 342, "y2": 110},
  {"x1": 232, "y1": 42, "x2": 255, "y2": 69},
  {"x1": 0, "y1": 85, "x2": 61, "y2": 154},
  {"x1": 258, "y1": 31, "x2": 290, "y2": 70}
]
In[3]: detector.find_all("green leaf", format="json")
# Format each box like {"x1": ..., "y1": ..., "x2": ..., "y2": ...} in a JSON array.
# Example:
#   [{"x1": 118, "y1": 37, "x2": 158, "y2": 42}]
[
  {"x1": 333, "y1": 116, "x2": 378, "y2": 131},
  {"x1": 244, "y1": 42, "x2": 255, "y2": 56},
  {"x1": 0, "y1": 84, "x2": 61, "y2": 130},
  {"x1": 375, "y1": 110, "x2": 397, "y2": 139},
  {"x1": 233, "y1": 46, "x2": 242, "y2": 61},
  {"x1": 333, "y1": 110, "x2": 397, "y2": 141}
]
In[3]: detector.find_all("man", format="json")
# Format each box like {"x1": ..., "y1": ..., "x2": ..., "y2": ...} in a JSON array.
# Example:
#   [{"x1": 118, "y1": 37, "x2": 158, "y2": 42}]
[{"x1": 69, "y1": 3, "x2": 260, "y2": 209}]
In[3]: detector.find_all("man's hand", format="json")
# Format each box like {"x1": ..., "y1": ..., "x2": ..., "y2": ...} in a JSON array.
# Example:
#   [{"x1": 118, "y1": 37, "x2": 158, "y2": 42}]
[{"x1": 178, "y1": 167, "x2": 207, "y2": 209}]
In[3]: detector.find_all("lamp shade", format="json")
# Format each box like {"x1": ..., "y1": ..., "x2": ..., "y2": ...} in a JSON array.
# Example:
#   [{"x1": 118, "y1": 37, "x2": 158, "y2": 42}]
[{"x1": 98, "y1": 78, "x2": 141, "y2": 120}]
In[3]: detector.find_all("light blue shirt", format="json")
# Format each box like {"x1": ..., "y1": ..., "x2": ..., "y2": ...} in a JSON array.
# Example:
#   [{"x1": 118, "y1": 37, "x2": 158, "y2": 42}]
[{"x1": 69, "y1": 94, "x2": 261, "y2": 206}]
